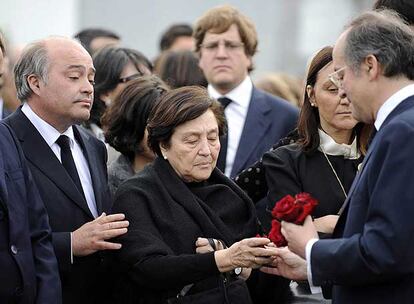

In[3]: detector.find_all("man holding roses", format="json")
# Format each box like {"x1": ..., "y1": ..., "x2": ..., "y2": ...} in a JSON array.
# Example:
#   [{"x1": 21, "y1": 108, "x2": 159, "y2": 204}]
[{"x1": 263, "y1": 9, "x2": 414, "y2": 304}]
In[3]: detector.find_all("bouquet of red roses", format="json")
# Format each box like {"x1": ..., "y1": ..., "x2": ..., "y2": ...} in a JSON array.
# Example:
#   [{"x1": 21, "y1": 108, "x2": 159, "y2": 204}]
[{"x1": 267, "y1": 193, "x2": 318, "y2": 247}]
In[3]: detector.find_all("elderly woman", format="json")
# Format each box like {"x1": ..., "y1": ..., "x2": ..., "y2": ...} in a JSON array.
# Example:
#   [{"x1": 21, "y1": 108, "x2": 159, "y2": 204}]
[
  {"x1": 101, "y1": 75, "x2": 169, "y2": 195},
  {"x1": 112, "y1": 86, "x2": 290, "y2": 304}
]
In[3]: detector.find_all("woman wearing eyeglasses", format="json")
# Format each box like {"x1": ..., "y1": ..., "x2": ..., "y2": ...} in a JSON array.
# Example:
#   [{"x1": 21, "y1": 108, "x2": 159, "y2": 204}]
[{"x1": 84, "y1": 46, "x2": 153, "y2": 143}]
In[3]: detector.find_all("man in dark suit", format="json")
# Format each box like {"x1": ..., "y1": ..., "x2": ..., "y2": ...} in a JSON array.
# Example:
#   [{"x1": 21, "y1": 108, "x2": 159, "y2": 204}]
[
  {"x1": 0, "y1": 36, "x2": 61, "y2": 303},
  {"x1": 194, "y1": 5, "x2": 298, "y2": 178},
  {"x1": 0, "y1": 122, "x2": 61, "y2": 304},
  {"x1": 263, "y1": 10, "x2": 414, "y2": 304},
  {"x1": 5, "y1": 36, "x2": 129, "y2": 304}
]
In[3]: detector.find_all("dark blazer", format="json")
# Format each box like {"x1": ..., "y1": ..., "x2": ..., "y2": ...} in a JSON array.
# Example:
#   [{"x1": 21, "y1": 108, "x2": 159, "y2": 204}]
[
  {"x1": 5, "y1": 107, "x2": 112, "y2": 304},
  {"x1": 230, "y1": 87, "x2": 298, "y2": 178},
  {"x1": 311, "y1": 96, "x2": 414, "y2": 304},
  {"x1": 0, "y1": 121, "x2": 61, "y2": 303}
]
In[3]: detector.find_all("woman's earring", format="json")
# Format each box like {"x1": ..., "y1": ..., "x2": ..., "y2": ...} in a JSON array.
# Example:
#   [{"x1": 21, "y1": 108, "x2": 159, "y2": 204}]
[{"x1": 163, "y1": 154, "x2": 167, "y2": 160}]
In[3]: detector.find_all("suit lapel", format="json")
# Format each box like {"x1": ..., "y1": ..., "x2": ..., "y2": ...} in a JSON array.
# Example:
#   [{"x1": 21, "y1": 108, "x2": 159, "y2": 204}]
[
  {"x1": 7, "y1": 108, "x2": 94, "y2": 218},
  {"x1": 231, "y1": 88, "x2": 271, "y2": 177},
  {"x1": 73, "y1": 127, "x2": 104, "y2": 214},
  {"x1": 334, "y1": 96, "x2": 414, "y2": 235}
]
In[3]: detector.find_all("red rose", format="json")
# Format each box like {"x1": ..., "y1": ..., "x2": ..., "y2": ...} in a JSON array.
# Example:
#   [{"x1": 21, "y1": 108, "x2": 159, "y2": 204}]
[
  {"x1": 294, "y1": 193, "x2": 318, "y2": 224},
  {"x1": 267, "y1": 193, "x2": 318, "y2": 246},
  {"x1": 272, "y1": 194, "x2": 303, "y2": 222},
  {"x1": 268, "y1": 219, "x2": 287, "y2": 247}
]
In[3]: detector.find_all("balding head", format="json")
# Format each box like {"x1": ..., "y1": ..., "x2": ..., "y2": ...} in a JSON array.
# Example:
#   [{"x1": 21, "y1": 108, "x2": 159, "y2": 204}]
[{"x1": 14, "y1": 36, "x2": 92, "y2": 101}]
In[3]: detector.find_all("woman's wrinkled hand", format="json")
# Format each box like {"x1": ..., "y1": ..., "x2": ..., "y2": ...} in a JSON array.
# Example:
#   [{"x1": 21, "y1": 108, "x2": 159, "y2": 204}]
[
  {"x1": 195, "y1": 237, "x2": 225, "y2": 254},
  {"x1": 214, "y1": 237, "x2": 278, "y2": 272}
]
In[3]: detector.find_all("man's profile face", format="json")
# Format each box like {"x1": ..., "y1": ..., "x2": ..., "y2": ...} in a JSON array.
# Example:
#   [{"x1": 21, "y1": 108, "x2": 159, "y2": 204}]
[
  {"x1": 36, "y1": 39, "x2": 95, "y2": 131},
  {"x1": 198, "y1": 24, "x2": 252, "y2": 94},
  {"x1": 333, "y1": 31, "x2": 373, "y2": 124}
]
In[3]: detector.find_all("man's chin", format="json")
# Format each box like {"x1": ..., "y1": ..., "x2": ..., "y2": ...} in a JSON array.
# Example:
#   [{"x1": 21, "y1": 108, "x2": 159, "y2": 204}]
[{"x1": 212, "y1": 79, "x2": 236, "y2": 93}]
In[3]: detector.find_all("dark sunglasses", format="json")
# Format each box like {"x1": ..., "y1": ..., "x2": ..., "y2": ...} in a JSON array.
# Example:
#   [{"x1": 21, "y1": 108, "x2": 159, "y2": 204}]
[{"x1": 118, "y1": 73, "x2": 142, "y2": 83}]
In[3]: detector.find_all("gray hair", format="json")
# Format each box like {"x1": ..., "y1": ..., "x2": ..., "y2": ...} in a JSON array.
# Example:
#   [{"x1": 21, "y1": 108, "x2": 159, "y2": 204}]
[
  {"x1": 343, "y1": 9, "x2": 414, "y2": 80},
  {"x1": 14, "y1": 40, "x2": 49, "y2": 101}
]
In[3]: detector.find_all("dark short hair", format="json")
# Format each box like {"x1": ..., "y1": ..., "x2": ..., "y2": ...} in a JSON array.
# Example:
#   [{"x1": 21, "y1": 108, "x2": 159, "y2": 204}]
[
  {"x1": 160, "y1": 24, "x2": 193, "y2": 51},
  {"x1": 373, "y1": 0, "x2": 414, "y2": 25},
  {"x1": 74, "y1": 28, "x2": 120, "y2": 55},
  {"x1": 89, "y1": 46, "x2": 153, "y2": 127},
  {"x1": 194, "y1": 5, "x2": 257, "y2": 71},
  {"x1": 101, "y1": 75, "x2": 169, "y2": 160},
  {"x1": 157, "y1": 50, "x2": 207, "y2": 88},
  {"x1": 147, "y1": 86, "x2": 226, "y2": 157}
]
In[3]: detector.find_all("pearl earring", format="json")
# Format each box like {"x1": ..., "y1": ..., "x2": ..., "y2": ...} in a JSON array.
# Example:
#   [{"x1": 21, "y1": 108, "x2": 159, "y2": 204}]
[{"x1": 163, "y1": 154, "x2": 167, "y2": 160}]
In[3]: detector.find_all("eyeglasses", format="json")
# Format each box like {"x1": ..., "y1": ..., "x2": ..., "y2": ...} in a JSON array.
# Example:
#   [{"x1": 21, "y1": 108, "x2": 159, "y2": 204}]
[
  {"x1": 200, "y1": 40, "x2": 244, "y2": 53},
  {"x1": 328, "y1": 66, "x2": 346, "y2": 88},
  {"x1": 118, "y1": 73, "x2": 142, "y2": 83}
]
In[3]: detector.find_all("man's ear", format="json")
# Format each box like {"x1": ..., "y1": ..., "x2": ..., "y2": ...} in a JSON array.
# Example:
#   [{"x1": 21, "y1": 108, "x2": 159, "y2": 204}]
[
  {"x1": 27, "y1": 74, "x2": 42, "y2": 95},
  {"x1": 364, "y1": 54, "x2": 380, "y2": 80}
]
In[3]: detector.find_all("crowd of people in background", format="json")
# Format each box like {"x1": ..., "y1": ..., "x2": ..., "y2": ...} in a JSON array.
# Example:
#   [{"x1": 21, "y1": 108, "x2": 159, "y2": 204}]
[{"x1": 2, "y1": 0, "x2": 414, "y2": 303}]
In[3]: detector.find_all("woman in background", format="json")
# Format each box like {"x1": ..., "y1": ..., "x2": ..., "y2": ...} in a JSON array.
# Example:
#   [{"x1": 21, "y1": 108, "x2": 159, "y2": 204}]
[
  {"x1": 101, "y1": 75, "x2": 169, "y2": 195},
  {"x1": 156, "y1": 50, "x2": 207, "y2": 88},
  {"x1": 87, "y1": 46, "x2": 153, "y2": 141},
  {"x1": 236, "y1": 46, "x2": 370, "y2": 234}
]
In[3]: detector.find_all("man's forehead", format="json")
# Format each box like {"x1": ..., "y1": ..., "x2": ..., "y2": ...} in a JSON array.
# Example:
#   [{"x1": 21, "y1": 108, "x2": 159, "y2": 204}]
[{"x1": 46, "y1": 40, "x2": 93, "y2": 70}]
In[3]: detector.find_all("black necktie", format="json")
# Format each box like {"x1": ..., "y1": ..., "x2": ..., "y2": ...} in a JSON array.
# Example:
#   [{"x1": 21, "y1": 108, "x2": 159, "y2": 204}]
[
  {"x1": 56, "y1": 135, "x2": 85, "y2": 198},
  {"x1": 217, "y1": 97, "x2": 232, "y2": 173}
]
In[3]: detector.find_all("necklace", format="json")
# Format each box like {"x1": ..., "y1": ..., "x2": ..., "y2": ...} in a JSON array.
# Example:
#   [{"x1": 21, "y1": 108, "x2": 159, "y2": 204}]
[{"x1": 320, "y1": 147, "x2": 348, "y2": 200}]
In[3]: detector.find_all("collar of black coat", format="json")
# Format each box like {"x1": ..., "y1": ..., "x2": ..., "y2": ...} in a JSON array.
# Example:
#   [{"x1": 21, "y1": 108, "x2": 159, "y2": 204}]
[{"x1": 151, "y1": 156, "x2": 258, "y2": 246}]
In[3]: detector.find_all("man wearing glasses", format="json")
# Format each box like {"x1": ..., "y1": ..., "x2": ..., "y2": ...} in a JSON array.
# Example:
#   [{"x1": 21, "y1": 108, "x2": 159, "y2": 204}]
[
  {"x1": 194, "y1": 5, "x2": 298, "y2": 179},
  {"x1": 264, "y1": 9, "x2": 414, "y2": 304}
]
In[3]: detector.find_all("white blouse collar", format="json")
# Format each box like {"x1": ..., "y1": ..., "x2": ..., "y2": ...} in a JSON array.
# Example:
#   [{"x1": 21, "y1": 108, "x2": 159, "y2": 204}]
[{"x1": 318, "y1": 129, "x2": 360, "y2": 159}]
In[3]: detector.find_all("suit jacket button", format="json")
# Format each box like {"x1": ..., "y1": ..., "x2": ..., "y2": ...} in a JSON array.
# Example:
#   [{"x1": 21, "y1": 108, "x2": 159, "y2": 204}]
[
  {"x1": 14, "y1": 286, "x2": 23, "y2": 296},
  {"x1": 11, "y1": 245, "x2": 18, "y2": 255}
]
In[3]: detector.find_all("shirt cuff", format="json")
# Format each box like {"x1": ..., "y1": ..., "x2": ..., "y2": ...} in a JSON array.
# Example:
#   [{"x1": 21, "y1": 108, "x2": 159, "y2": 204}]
[
  {"x1": 306, "y1": 238, "x2": 322, "y2": 294},
  {"x1": 70, "y1": 232, "x2": 74, "y2": 264}
]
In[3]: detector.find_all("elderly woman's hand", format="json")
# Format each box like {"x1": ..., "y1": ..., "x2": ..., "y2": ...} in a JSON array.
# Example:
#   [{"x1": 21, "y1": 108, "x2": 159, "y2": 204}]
[
  {"x1": 195, "y1": 237, "x2": 225, "y2": 254},
  {"x1": 214, "y1": 237, "x2": 278, "y2": 272}
]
